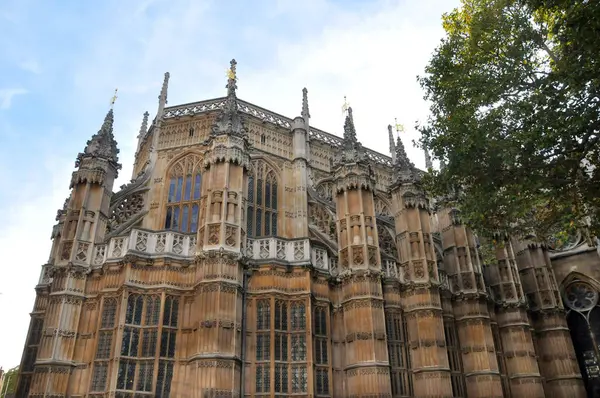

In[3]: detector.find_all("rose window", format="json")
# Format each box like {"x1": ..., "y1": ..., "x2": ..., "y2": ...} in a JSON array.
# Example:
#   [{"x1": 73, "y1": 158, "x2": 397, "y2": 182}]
[{"x1": 564, "y1": 282, "x2": 598, "y2": 312}]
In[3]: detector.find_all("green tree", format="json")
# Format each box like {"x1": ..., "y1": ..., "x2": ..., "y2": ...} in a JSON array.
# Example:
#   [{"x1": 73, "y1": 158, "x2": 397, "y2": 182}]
[
  {"x1": 418, "y1": 0, "x2": 600, "y2": 241},
  {"x1": 1, "y1": 366, "x2": 19, "y2": 398}
]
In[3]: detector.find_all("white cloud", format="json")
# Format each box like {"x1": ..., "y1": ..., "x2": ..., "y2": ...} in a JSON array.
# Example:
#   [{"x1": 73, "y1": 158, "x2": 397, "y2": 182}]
[
  {"x1": 19, "y1": 60, "x2": 41, "y2": 74},
  {"x1": 0, "y1": 88, "x2": 27, "y2": 109},
  {"x1": 0, "y1": 0, "x2": 461, "y2": 368}
]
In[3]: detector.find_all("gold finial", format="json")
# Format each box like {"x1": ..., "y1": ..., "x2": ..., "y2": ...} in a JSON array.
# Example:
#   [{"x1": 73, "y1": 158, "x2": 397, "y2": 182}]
[
  {"x1": 110, "y1": 88, "x2": 118, "y2": 109},
  {"x1": 226, "y1": 59, "x2": 237, "y2": 81},
  {"x1": 394, "y1": 118, "x2": 405, "y2": 135},
  {"x1": 226, "y1": 68, "x2": 236, "y2": 80},
  {"x1": 342, "y1": 95, "x2": 350, "y2": 114}
]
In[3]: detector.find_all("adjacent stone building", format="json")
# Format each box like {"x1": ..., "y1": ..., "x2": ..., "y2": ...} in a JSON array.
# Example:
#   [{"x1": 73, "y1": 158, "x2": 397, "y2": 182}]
[{"x1": 14, "y1": 60, "x2": 600, "y2": 397}]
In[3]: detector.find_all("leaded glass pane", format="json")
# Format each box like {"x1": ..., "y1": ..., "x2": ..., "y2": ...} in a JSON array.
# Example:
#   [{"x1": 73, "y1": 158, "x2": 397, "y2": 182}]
[
  {"x1": 116, "y1": 359, "x2": 135, "y2": 390},
  {"x1": 291, "y1": 302, "x2": 306, "y2": 330},
  {"x1": 96, "y1": 331, "x2": 112, "y2": 359},
  {"x1": 184, "y1": 176, "x2": 192, "y2": 201},
  {"x1": 156, "y1": 360, "x2": 174, "y2": 398},
  {"x1": 160, "y1": 330, "x2": 177, "y2": 358},
  {"x1": 193, "y1": 174, "x2": 202, "y2": 200},
  {"x1": 101, "y1": 299, "x2": 117, "y2": 329},
  {"x1": 256, "y1": 364, "x2": 270, "y2": 393},
  {"x1": 257, "y1": 179, "x2": 263, "y2": 204},
  {"x1": 141, "y1": 329, "x2": 157, "y2": 357},
  {"x1": 182, "y1": 205, "x2": 189, "y2": 233},
  {"x1": 172, "y1": 207, "x2": 180, "y2": 231},
  {"x1": 256, "y1": 334, "x2": 271, "y2": 361},
  {"x1": 256, "y1": 208, "x2": 262, "y2": 237},
  {"x1": 275, "y1": 333, "x2": 288, "y2": 361},
  {"x1": 163, "y1": 296, "x2": 179, "y2": 327},
  {"x1": 91, "y1": 363, "x2": 108, "y2": 391},
  {"x1": 291, "y1": 335, "x2": 306, "y2": 361},
  {"x1": 275, "y1": 364, "x2": 288, "y2": 393},
  {"x1": 168, "y1": 178, "x2": 176, "y2": 203},
  {"x1": 164, "y1": 207, "x2": 172, "y2": 229},
  {"x1": 134, "y1": 295, "x2": 144, "y2": 325},
  {"x1": 121, "y1": 327, "x2": 139, "y2": 356},
  {"x1": 191, "y1": 204, "x2": 199, "y2": 233},
  {"x1": 272, "y1": 183, "x2": 278, "y2": 209},
  {"x1": 125, "y1": 295, "x2": 137, "y2": 324},
  {"x1": 265, "y1": 182, "x2": 271, "y2": 208},
  {"x1": 175, "y1": 177, "x2": 183, "y2": 202},
  {"x1": 145, "y1": 296, "x2": 160, "y2": 326},
  {"x1": 272, "y1": 212, "x2": 277, "y2": 235},
  {"x1": 248, "y1": 176, "x2": 254, "y2": 201},
  {"x1": 247, "y1": 206, "x2": 254, "y2": 238},
  {"x1": 265, "y1": 211, "x2": 271, "y2": 236},
  {"x1": 137, "y1": 362, "x2": 154, "y2": 392},
  {"x1": 257, "y1": 300, "x2": 270, "y2": 330}
]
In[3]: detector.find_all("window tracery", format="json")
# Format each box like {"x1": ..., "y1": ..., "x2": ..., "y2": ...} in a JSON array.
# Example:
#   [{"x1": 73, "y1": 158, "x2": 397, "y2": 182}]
[
  {"x1": 113, "y1": 294, "x2": 177, "y2": 397},
  {"x1": 255, "y1": 299, "x2": 308, "y2": 395},
  {"x1": 308, "y1": 202, "x2": 337, "y2": 243},
  {"x1": 164, "y1": 155, "x2": 203, "y2": 233},
  {"x1": 314, "y1": 306, "x2": 329, "y2": 396},
  {"x1": 256, "y1": 299, "x2": 271, "y2": 394},
  {"x1": 315, "y1": 181, "x2": 334, "y2": 202},
  {"x1": 108, "y1": 193, "x2": 146, "y2": 234},
  {"x1": 378, "y1": 224, "x2": 397, "y2": 260},
  {"x1": 444, "y1": 317, "x2": 466, "y2": 397},
  {"x1": 91, "y1": 298, "x2": 118, "y2": 392},
  {"x1": 385, "y1": 311, "x2": 412, "y2": 397},
  {"x1": 247, "y1": 160, "x2": 278, "y2": 238}
]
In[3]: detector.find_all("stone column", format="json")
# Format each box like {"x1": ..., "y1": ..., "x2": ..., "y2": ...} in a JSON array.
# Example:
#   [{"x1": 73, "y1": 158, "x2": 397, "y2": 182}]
[
  {"x1": 393, "y1": 184, "x2": 452, "y2": 397},
  {"x1": 513, "y1": 238, "x2": 586, "y2": 397},
  {"x1": 332, "y1": 107, "x2": 392, "y2": 396},
  {"x1": 438, "y1": 206, "x2": 502, "y2": 396},
  {"x1": 189, "y1": 134, "x2": 249, "y2": 396},
  {"x1": 291, "y1": 115, "x2": 309, "y2": 238},
  {"x1": 487, "y1": 235, "x2": 545, "y2": 397},
  {"x1": 187, "y1": 60, "x2": 250, "y2": 397}
]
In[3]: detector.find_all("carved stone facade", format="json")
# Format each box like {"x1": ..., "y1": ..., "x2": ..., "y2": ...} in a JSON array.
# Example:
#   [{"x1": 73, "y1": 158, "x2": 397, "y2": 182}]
[{"x1": 14, "y1": 63, "x2": 600, "y2": 397}]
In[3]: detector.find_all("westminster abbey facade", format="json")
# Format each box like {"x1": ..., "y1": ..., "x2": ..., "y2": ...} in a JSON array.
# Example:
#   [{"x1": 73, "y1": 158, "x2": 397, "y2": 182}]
[{"x1": 14, "y1": 60, "x2": 600, "y2": 397}]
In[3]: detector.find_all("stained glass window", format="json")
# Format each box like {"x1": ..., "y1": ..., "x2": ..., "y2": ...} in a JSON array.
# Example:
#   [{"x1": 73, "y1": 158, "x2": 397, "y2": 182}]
[
  {"x1": 247, "y1": 162, "x2": 278, "y2": 238},
  {"x1": 164, "y1": 156, "x2": 203, "y2": 233}
]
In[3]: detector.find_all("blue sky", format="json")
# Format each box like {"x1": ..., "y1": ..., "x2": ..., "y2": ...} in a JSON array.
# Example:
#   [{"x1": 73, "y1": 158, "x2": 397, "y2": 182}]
[{"x1": 0, "y1": 0, "x2": 459, "y2": 368}]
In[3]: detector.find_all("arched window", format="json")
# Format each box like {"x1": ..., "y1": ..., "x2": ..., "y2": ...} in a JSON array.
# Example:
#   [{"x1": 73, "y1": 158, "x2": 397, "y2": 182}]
[
  {"x1": 164, "y1": 155, "x2": 203, "y2": 233},
  {"x1": 564, "y1": 281, "x2": 600, "y2": 395},
  {"x1": 247, "y1": 161, "x2": 278, "y2": 238}
]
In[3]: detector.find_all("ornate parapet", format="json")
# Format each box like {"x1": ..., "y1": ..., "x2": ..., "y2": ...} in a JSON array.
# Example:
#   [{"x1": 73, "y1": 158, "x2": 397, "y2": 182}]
[
  {"x1": 92, "y1": 230, "x2": 336, "y2": 272},
  {"x1": 92, "y1": 229, "x2": 198, "y2": 265},
  {"x1": 244, "y1": 237, "x2": 311, "y2": 265}
]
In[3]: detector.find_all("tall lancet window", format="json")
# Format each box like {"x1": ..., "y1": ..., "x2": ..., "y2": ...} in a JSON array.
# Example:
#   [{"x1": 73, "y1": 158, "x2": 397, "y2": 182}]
[
  {"x1": 247, "y1": 160, "x2": 278, "y2": 238},
  {"x1": 164, "y1": 155, "x2": 203, "y2": 233}
]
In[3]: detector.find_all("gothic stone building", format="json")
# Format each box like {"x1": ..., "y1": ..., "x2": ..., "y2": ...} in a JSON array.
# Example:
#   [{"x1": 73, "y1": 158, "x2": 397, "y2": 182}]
[{"x1": 14, "y1": 61, "x2": 600, "y2": 398}]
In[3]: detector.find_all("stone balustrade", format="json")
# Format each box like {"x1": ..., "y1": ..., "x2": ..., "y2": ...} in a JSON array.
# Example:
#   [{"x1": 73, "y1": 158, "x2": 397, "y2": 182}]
[{"x1": 91, "y1": 229, "x2": 334, "y2": 270}]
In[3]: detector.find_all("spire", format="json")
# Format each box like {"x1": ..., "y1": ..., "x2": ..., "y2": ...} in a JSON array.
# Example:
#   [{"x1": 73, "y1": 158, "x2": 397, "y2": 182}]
[
  {"x1": 137, "y1": 111, "x2": 149, "y2": 139},
  {"x1": 156, "y1": 72, "x2": 170, "y2": 120},
  {"x1": 343, "y1": 107, "x2": 357, "y2": 144},
  {"x1": 424, "y1": 147, "x2": 433, "y2": 169},
  {"x1": 211, "y1": 59, "x2": 247, "y2": 137},
  {"x1": 76, "y1": 108, "x2": 120, "y2": 169},
  {"x1": 226, "y1": 59, "x2": 238, "y2": 98},
  {"x1": 388, "y1": 124, "x2": 396, "y2": 164},
  {"x1": 394, "y1": 135, "x2": 414, "y2": 170},
  {"x1": 301, "y1": 87, "x2": 310, "y2": 120}
]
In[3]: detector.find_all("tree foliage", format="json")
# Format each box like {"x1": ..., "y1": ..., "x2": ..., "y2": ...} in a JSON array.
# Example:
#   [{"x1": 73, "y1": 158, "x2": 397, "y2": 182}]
[
  {"x1": 418, "y1": 0, "x2": 600, "y2": 241},
  {"x1": 1, "y1": 366, "x2": 19, "y2": 398}
]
